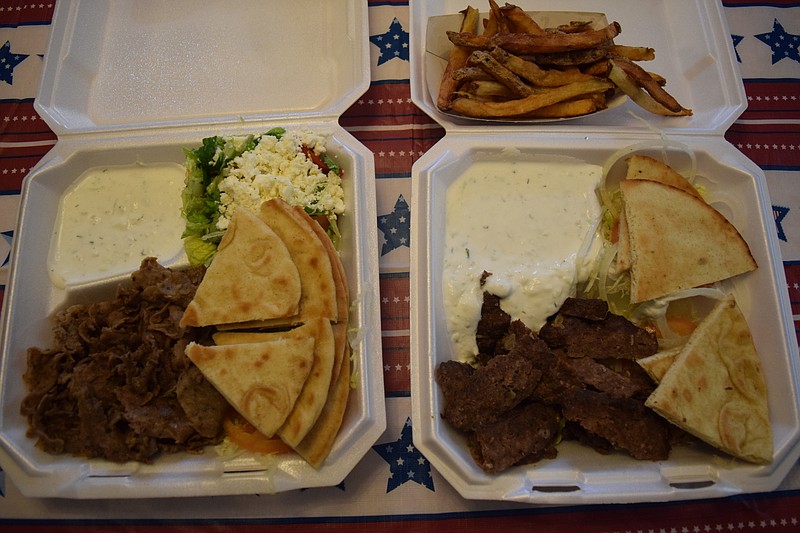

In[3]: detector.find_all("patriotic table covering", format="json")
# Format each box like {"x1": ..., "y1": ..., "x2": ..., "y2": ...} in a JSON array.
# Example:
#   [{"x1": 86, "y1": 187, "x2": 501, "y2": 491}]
[{"x1": 0, "y1": 0, "x2": 799, "y2": 531}]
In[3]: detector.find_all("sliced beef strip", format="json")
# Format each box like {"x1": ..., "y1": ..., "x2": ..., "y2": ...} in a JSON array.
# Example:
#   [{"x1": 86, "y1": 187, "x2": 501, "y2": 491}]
[
  {"x1": 475, "y1": 291, "x2": 511, "y2": 362},
  {"x1": 538, "y1": 299, "x2": 658, "y2": 360},
  {"x1": 436, "y1": 348, "x2": 542, "y2": 432},
  {"x1": 560, "y1": 388, "x2": 671, "y2": 461},
  {"x1": 471, "y1": 402, "x2": 561, "y2": 474}
]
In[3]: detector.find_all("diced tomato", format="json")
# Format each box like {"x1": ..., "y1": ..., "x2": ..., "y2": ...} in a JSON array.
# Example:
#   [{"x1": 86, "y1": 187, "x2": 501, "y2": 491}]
[
  {"x1": 301, "y1": 144, "x2": 330, "y2": 174},
  {"x1": 611, "y1": 219, "x2": 619, "y2": 244}
]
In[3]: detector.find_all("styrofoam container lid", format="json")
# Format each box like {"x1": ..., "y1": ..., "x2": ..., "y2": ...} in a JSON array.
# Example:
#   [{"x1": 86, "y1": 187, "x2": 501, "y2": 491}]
[
  {"x1": 409, "y1": 0, "x2": 746, "y2": 135},
  {"x1": 35, "y1": 0, "x2": 370, "y2": 135},
  {"x1": 410, "y1": 133, "x2": 800, "y2": 504}
]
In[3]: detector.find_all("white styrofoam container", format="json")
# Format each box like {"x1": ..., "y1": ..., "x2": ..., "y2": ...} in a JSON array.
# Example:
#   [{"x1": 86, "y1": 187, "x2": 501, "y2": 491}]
[
  {"x1": 409, "y1": 1, "x2": 800, "y2": 504},
  {"x1": 0, "y1": 0, "x2": 385, "y2": 499},
  {"x1": 410, "y1": 0, "x2": 746, "y2": 135}
]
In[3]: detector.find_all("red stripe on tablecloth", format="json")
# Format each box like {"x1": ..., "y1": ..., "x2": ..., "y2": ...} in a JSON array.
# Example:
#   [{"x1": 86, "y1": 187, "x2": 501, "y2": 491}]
[
  {"x1": 381, "y1": 334, "x2": 409, "y2": 394},
  {"x1": 350, "y1": 127, "x2": 445, "y2": 177},
  {"x1": 787, "y1": 262, "x2": 800, "y2": 316},
  {"x1": 0, "y1": 100, "x2": 57, "y2": 143},
  {"x1": 740, "y1": 80, "x2": 800, "y2": 121},
  {"x1": 724, "y1": 123, "x2": 800, "y2": 169},
  {"x1": 341, "y1": 83, "x2": 435, "y2": 128},
  {"x1": 3, "y1": 490, "x2": 800, "y2": 531},
  {"x1": 379, "y1": 274, "x2": 409, "y2": 331},
  {"x1": 0, "y1": 2, "x2": 54, "y2": 25},
  {"x1": 723, "y1": 0, "x2": 799, "y2": 5},
  {"x1": 0, "y1": 143, "x2": 53, "y2": 193}
]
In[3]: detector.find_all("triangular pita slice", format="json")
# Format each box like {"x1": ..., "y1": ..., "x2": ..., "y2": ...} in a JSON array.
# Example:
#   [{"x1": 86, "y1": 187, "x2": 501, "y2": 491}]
[
  {"x1": 616, "y1": 208, "x2": 631, "y2": 271},
  {"x1": 637, "y1": 346, "x2": 682, "y2": 383},
  {"x1": 185, "y1": 335, "x2": 315, "y2": 437},
  {"x1": 293, "y1": 343, "x2": 352, "y2": 469},
  {"x1": 645, "y1": 294, "x2": 772, "y2": 464},
  {"x1": 259, "y1": 199, "x2": 338, "y2": 322},
  {"x1": 620, "y1": 179, "x2": 757, "y2": 303},
  {"x1": 625, "y1": 154, "x2": 702, "y2": 199},
  {"x1": 180, "y1": 208, "x2": 301, "y2": 327}
]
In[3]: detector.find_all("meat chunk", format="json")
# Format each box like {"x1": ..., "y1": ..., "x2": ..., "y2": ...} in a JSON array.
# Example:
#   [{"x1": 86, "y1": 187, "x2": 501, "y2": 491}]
[
  {"x1": 472, "y1": 402, "x2": 561, "y2": 473},
  {"x1": 538, "y1": 297, "x2": 658, "y2": 359}
]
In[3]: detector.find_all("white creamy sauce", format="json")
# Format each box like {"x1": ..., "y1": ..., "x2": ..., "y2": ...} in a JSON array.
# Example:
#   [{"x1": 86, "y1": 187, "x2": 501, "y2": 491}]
[
  {"x1": 443, "y1": 155, "x2": 602, "y2": 361},
  {"x1": 48, "y1": 163, "x2": 185, "y2": 288}
]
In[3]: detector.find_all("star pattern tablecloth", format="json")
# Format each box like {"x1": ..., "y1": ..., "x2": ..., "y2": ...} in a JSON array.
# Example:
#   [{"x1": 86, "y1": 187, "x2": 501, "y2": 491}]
[{"x1": 1, "y1": 1, "x2": 799, "y2": 531}]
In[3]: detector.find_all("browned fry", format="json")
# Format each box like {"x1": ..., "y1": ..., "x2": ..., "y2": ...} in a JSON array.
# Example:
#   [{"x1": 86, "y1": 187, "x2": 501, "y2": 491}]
[
  {"x1": 448, "y1": 21, "x2": 621, "y2": 54},
  {"x1": 582, "y1": 59, "x2": 611, "y2": 77},
  {"x1": 482, "y1": 7, "x2": 499, "y2": 36},
  {"x1": 608, "y1": 59, "x2": 692, "y2": 116},
  {"x1": 519, "y1": 45, "x2": 610, "y2": 67},
  {"x1": 554, "y1": 20, "x2": 594, "y2": 34},
  {"x1": 487, "y1": 0, "x2": 510, "y2": 34},
  {"x1": 491, "y1": 46, "x2": 597, "y2": 86},
  {"x1": 469, "y1": 50, "x2": 533, "y2": 97},
  {"x1": 463, "y1": 80, "x2": 519, "y2": 99},
  {"x1": 437, "y1": 6, "x2": 480, "y2": 110},
  {"x1": 449, "y1": 78, "x2": 614, "y2": 117},
  {"x1": 499, "y1": 4, "x2": 545, "y2": 34},
  {"x1": 517, "y1": 97, "x2": 602, "y2": 118},
  {"x1": 452, "y1": 66, "x2": 493, "y2": 82},
  {"x1": 611, "y1": 57, "x2": 687, "y2": 114},
  {"x1": 610, "y1": 44, "x2": 655, "y2": 61}
]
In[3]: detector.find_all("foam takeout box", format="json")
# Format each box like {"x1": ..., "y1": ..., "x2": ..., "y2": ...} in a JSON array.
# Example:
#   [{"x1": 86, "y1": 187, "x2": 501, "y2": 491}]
[
  {"x1": 408, "y1": 0, "x2": 800, "y2": 504},
  {"x1": 0, "y1": 0, "x2": 385, "y2": 499}
]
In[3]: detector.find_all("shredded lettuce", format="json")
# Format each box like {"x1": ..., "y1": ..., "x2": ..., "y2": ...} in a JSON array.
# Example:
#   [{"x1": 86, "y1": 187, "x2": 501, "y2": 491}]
[{"x1": 179, "y1": 128, "x2": 287, "y2": 265}]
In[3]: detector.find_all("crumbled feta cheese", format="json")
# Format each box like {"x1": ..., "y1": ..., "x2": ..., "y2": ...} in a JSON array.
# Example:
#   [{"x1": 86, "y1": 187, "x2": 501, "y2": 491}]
[{"x1": 216, "y1": 130, "x2": 344, "y2": 230}]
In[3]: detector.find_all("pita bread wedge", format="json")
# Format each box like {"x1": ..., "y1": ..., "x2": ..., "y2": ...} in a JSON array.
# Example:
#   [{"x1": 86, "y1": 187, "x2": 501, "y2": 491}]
[
  {"x1": 625, "y1": 154, "x2": 702, "y2": 199},
  {"x1": 645, "y1": 294, "x2": 773, "y2": 464},
  {"x1": 294, "y1": 343, "x2": 352, "y2": 469},
  {"x1": 180, "y1": 208, "x2": 301, "y2": 327},
  {"x1": 637, "y1": 346, "x2": 682, "y2": 383},
  {"x1": 620, "y1": 179, "x2": 757, "y2": 303},
  {"x1": 185, "y1": 335, "x2": 315, "y2": 438},
  {"x1": 616, "y1": 208, "x2": 631, "y2": 271},
  {"x1": 259, "y1": 199, "x2": 338, "y2": 321},
  {"x1": 277, "y1": 317, "x2": 336, "y2": 447}
]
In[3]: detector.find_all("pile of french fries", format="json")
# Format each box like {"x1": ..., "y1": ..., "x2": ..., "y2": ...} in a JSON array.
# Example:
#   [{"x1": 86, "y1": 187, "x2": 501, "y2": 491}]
[{"x1": 437, "y1": 1, "x2": 692, "y2": 120}]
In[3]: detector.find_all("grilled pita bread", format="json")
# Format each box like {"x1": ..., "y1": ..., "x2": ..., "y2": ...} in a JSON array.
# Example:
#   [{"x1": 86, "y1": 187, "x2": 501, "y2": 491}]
[
  {"x1": 294, "y1": 343, "x2": 352, "y2": 469},
  {"x1": 185, "y1": 335, "x2": 315, "y2": 438},
  {"x1": 644, "y1": 294, "x2": 772, "y2": 464},
  {"x1": 212, "y1": 319, "x2": 336, "y2": 448},
  {"x1": 637, "y1": 346, "x2": 682, "y2": 383},
  {"x1": 259, "y1": 199, "x2": 338, "y2": 322},
  {"x1": 180, "y1": 208, "x2": 301, "y2": 327},
  {"x1": 620, "y1": 179, "x2": 757, "y2": 303},
  {"x1": 625, "y1": 154, "x2": 702, "y2": 199}
]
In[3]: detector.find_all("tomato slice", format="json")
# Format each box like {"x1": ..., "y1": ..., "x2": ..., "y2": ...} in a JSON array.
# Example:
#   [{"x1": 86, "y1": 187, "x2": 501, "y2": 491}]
[{"x1": 222, "y1": 412, "x2": 293, "y2": 455}]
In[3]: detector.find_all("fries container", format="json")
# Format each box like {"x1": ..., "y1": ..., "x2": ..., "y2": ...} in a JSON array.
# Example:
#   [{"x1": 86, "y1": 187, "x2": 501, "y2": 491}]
[
  {"x1": 0, "y1": 0, "x2": 385, "y2": 498},
  {"x1": 409, "y1": 1, "x2": 800, "y2": 504}
]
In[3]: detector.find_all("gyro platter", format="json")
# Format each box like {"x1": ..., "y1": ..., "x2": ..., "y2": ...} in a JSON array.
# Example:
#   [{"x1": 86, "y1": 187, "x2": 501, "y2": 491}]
[
  {"x1": 409, "y1": 1, "x2": 800, "y2": 505},
  {"x1": 0, "y1": 0, "x2": 385, "y2": 499}
]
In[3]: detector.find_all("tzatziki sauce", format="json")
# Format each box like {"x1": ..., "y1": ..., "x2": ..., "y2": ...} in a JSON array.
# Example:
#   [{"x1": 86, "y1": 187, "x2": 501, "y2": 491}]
[
  {"x1": 443, "y1": 154, "x2": 602, "y2": 361},
  {"x1": 48, "y1": 162, "x2": 185, "y2": 288}
]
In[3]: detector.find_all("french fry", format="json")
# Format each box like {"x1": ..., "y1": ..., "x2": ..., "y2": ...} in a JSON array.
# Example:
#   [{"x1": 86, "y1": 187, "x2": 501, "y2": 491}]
[
  {"x1": 452, "y1": 66, "x2": 493, "y2": 82},
  {"x1": 469, "y1": 50, "x2": 534, "y2": 97},
  {"x1": 463, "y1": 80, "x2": 518, "y2": 99},
  {"x1": 555, "y1": 20, "x2": 594, "y2": 34},
  {"x1": 448, "y1": 21, "x2": 621, "y2": 54},
  {"x1": 518, "y1": 46, "x2": 610, "y2": 67},
  {"x1": 610, "y1": 44, "x2": 655, "y2": 61},
  {"x1": 610, "y1": 58, "x2": 689, "y2": 114},
  {"x1": 437, "y1": 6, "x2": 481, "y2": 110},
  {"x1": 490, "y1": 47, "x2": 597, "y2": 86},
  {"x1": 608, "y1": 60, "x2": 692, "y2": 116},
  {"x1": 449, "y1": 78, "x2": 614, "y2": 117},
  {"x1": 499, "y1": 4, "x2": 545, "y2": 34},
  {"x1": 518, "y1": 97, "x2": 601, "y2": 118},
  {"x1": 487, "y1": 0, "x2": 510, "y2": 34}
]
